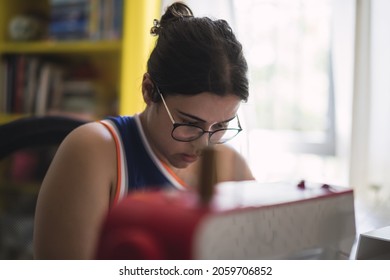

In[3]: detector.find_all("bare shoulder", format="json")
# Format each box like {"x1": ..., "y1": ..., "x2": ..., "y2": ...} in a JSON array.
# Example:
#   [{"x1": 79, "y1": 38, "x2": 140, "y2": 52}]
[
  {"x1": 63, "y1": 121, "x2": 115, "y2": 150},
  {"x1": 214, "y1": 145, "x2": 255, "y2": 181},
  {"x1": 34, "y1": 121, "x2": 117, "y2": 259},
  {"x1": 52, "y1": 121, "x2": 117, "y2": 183}
]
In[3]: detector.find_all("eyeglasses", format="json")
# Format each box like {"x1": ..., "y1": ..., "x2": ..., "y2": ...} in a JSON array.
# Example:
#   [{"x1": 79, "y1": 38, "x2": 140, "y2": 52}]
[{"x1": 156, "y1": 87, "x2": 242, "y2": 144}]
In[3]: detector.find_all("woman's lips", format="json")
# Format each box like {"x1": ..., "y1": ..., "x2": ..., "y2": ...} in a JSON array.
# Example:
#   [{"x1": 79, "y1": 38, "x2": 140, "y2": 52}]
[{"x1": 181, "y1": 154, "x2": 198, "y2": 163}]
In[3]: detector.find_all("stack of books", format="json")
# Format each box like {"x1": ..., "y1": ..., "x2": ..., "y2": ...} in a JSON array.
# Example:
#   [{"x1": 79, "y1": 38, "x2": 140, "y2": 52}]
[
  {"x1": 48, "y1": 0, "x2": 123, "y2": 41},
  {"x1": 0, "y1": 55, "x2": 103, "y2": 119}
]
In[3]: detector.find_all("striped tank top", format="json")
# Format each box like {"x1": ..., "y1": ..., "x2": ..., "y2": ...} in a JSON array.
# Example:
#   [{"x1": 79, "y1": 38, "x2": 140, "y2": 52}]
[{"x1": 99, "y1": 115, "x2": 186, "y2": 203}]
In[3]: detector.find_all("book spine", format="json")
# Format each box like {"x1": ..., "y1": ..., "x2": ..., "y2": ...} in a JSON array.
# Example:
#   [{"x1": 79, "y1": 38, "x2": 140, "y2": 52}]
[
  {"x1": 24, "y1": 57, "x2": 40, "y2": 114},
  {"x1": 48, "y1": 66, "x2": 64, "y2": 111},
  {"x1": 35, "y1": 63, "x2": 52, "y2": 116},
  {"x1": 13, "y1": 55, "x2": 27, "y2": 114},
  {"x1": 98, "y1": 0, "x2": 105, "y2": 39},
  {"x1": 88, "y1": 0, "x2": 100, "y2": 40},
  {"x1": 0, "y1": 57, "x2": 7, "y2": 113},
  {"x1": 5, "y1": 55, "x2": 17, "y2": 114},
  {"x1": 112, "y1": 0, "x2": 123, "y2": 39}
]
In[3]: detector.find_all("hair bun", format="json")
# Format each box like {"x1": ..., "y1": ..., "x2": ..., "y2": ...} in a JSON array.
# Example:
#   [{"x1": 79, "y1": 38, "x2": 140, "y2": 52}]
[
  {"x1": 150, "y1": 2, "x2": 193, "y2": 36},
  {"x1": 163, "y1": 1, "x2": 193, "y2": 21}
]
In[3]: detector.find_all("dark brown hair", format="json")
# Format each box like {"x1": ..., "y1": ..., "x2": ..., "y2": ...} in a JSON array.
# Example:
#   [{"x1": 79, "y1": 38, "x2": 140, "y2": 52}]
[{"x1": 147, "y1": 2, "x2": 249, "y2": 102}]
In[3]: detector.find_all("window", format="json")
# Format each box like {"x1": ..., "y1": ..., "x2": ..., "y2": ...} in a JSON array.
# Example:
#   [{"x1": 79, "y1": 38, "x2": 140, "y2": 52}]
[
  {"x1": 234, "y1": 0, "x2": 335, "y2": 154},
  {"x1": 230, "y1": 0, "x2": 344, "y2": 182}
]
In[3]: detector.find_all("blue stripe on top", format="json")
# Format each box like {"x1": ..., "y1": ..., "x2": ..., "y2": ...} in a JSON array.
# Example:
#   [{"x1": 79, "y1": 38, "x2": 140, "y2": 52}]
[{"x1": 107, "y1": 115, "x2": 174, "y2": 191}]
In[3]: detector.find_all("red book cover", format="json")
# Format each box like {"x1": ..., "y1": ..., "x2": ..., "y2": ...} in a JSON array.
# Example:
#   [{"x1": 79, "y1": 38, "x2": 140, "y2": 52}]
[{"x1": 13, "y1": 55, "x2": 26, "y2": 113}]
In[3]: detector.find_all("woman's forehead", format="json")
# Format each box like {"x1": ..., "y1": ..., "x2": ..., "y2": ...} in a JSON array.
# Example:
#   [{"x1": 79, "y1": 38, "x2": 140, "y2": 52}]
[{"x1": 166, "y1": 92, "x2": 241, "y2": 121}]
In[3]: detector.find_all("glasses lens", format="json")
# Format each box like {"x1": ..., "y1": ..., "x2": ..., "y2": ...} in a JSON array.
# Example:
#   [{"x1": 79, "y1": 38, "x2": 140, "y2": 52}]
[
  {"x1": 172, "y1": 124, "x2": 242, "y2": 143},
  {"x1": 210, "y1": 129, "x2": 241, "y2": 144},
  {"x1": 172, "y1": 125, "x2": 204, "y2": 141}
]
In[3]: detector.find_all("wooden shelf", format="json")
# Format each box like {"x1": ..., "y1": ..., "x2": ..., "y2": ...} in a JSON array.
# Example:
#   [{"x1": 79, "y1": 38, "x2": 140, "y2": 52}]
[{"x1": 0, "y1": 40, "x2": 122, "y2": 54}]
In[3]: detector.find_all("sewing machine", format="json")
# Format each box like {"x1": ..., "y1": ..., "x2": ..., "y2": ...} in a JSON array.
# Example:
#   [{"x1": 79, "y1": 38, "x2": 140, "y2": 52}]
[{"x1": 95, "y1": 179, "x2": 356, "y2": 259}]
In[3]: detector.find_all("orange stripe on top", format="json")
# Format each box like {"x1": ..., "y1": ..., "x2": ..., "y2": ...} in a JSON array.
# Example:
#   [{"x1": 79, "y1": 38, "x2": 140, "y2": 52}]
[
  {"x1": 160, "y1": 161, "x2": 189, "y2": 190},
  {"x1": 99, "y1": 121, "x2": 122, "y2": 205}
]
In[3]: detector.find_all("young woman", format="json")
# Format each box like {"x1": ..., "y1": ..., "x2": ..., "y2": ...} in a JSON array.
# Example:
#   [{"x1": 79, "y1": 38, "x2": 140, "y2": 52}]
[{"x1": 33, "y1": 2, "x2": 254, "y2": 259}]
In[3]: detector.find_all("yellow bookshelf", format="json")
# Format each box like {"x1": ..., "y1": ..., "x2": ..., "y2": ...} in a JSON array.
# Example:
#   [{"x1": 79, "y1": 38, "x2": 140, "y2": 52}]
[{"x1": 0, "y1": 0, "x2": 161, "y2": 122}]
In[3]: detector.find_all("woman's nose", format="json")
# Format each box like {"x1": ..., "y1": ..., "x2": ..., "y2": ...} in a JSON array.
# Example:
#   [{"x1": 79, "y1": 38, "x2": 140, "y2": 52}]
[{"x1": 192, "y1": 132, "x2": 210, "y2": 150}]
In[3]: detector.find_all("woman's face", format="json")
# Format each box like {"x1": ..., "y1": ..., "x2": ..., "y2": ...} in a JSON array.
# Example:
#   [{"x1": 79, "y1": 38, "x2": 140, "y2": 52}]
[{"x1": 142, "y1": 92, "x2": 241, "y2": 169}]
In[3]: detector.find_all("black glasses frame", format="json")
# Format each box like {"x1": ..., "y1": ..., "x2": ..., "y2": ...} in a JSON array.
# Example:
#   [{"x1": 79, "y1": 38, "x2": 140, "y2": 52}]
[
  {"x1": 171, "y1": 121, "x2": 242, "y2": 144},
  {"x1": 154, "y1": 82, "x2": 242, "y2": 144}
]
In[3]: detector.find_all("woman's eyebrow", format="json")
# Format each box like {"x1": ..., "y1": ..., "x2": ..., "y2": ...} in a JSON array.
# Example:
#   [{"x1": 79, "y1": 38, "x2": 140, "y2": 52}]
[
  {"x1": 177, "y1": 110, "x2": 236, "y2": 123},
  {"x1": 177, "y1": 110, "x2": 206, "y2": 122}
]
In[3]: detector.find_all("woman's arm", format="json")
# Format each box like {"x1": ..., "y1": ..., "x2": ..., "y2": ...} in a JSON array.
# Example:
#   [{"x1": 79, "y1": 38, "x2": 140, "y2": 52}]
[{"x1": 33, "y1": 122, "x2": 117, "y2": 259}]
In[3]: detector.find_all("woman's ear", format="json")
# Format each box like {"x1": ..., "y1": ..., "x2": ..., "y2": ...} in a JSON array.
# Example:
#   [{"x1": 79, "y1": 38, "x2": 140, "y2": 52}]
[{"x1": 142, "y1": 73, "x2": 155, "y2": 105}]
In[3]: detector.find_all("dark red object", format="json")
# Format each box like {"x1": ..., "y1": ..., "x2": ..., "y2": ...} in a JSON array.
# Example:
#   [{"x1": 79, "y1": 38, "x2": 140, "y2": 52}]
[
  {"x1": 96, "y1": 191, "x2": 208, "y2": 260},
  {"x1": 297, "y1": 180, "x2": 305, "y2": 189}
]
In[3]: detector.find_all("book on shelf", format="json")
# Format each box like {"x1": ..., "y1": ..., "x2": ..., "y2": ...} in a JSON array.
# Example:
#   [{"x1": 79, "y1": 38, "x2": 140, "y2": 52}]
[
  {"x1": 0, "y1": 55, "x2": 42, "y2": 115},
  {"x1": 0, "y1": 54, "x2": 112, "y2": 119},
  {"x1": 35, "y1": 63, "x2": 53, "y2": 116},
  {"x1": 5, "y1": 55, "x2": 17, "y2": 114},
  {"x1": 35, "y1": 65, "x2": 98, "y2": 117},
  {"x1": 13, "y1": 55, "x2": 27, "y2": 114},
  {"x1": 48, "y1": 0, "x2": 123, "y2": 41},
  {"x1": 88, "y1": 0, "x2": 100, "y2": 40},
  {"x1": 49, "y1": 66, "x2": 65, "y2": 111},
  {"x1": 24, "y1": 57, "x2": 41, "y2": 114},
  {"x1": 59, "y1": 80, "x2": 97, "y2": 114},
  {"x1": 0, "y1": 58, "x2": 7, "y2": 113},
  {"x1": 49, "y1": 0, "x2": 90, "y2": 40},
  {"x1": 112, "y1": 0, "x2": 123, "y2": 40}
]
